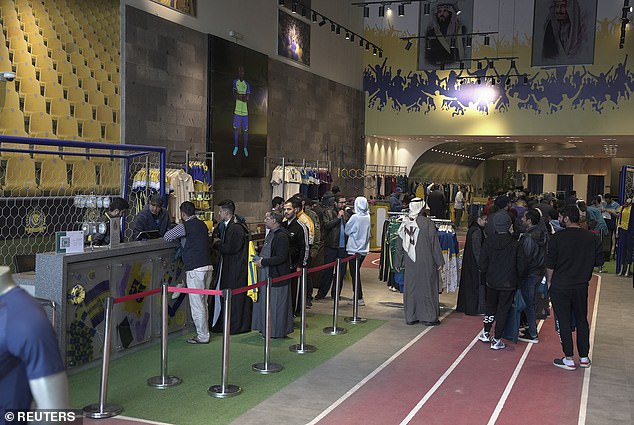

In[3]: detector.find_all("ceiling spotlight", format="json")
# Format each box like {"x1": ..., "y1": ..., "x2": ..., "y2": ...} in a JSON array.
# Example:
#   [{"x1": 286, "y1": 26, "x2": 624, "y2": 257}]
[
  {"x1": 378, "y1": 5, "x2": 385, "y2": 17},
  {"x1": 312, "y1": 11, "x2": 317, "y2": 23},
  {"x1": 398, "y1": 3, "x2": 405, "y2": 16},
  {"x1": 450, "y1": 38, "x2": 456, "y2": 49},
  {"x1": 373, "y1": 47, "x2": 377, "y2": 56},
  {"x1": 301, "y1": 6, "x2": 306, "y2": 16},
  {"x1": 291, "y1": 2, "x2": 297, "y2": 13},
  {"x1": 459, "y1": 61, "x2": 464, "y2": 70},
  {"x1": 350, "y1": 33, "x2": 355, "y2": 42},
  {"x1": 366, "y1": 41, "x2": 370, "y2": 50},
  {"x1": 405, "y1": 39, "x2": 413, "y2": 50},
  {"x1": 319, "y1": 16, "x2": 326, "y2": 26},
  {"x1": 426, "y1": 39, "x2": 432, "y2": 51},
  {"x1": 345, "y1": 31, "x2": 350, "y2": 40},
  {"x1": 456, "y1": 8, "x2": 462, "y2": 15},
  {"x1": 336, "y1": 25, "x2": 341, "y2": 35},
  {"x1": 465, "y1": 36, "x2": 472, "y2": 48},
  {"x1": 483, "y1": 35, "x2": 490, "y2": 46},
  {"x1": 379, "y1": 50, "x2": 383, "y2": 58},
  {"x1": 363, "y1": 6, "x2": 369, "y2": 18},
  {"x1": 488, "y1": 60, "x2": 494, "y2": 68},
  {"x1": 278, "y1": 0, "x2": 284, "y2": 5},
  {"x1": 424, "y1": 3, "x2": 431, "y2": 15},
  {"x1": 359, "y1": 38, "x2": 364, "y2": 47},
  {"x1": 331, "y1": 22, "x2": 336, "y2": 32}
]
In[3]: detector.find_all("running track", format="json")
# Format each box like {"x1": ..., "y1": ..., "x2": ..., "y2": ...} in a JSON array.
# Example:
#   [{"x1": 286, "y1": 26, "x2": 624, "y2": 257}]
[{"x1": 311, "y1": 276, "x2": 600, "y2": 425}]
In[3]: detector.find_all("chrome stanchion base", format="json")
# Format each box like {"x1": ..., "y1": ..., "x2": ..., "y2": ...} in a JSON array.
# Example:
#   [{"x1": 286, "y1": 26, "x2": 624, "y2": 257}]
[
  {"x1": 289, "y1": 343, "x2": 316, "y2": 353},
  {"x1": 323, "y1": 326, "x2": 347, "y2": 335},
  {"x1": 83, "y1": 403, "x2": 123, "y2": 419},
  {"x1": 208, "y1": 384, "x2": 242, "y2": 398},
  {"x1": 344, "y1": 316, "x2": 368, "y2": 324},
  {"x1": 252, "y1": 362, "x2": 283, "y2": 374},
  {"x1": 147, "y1": 375, "x2": 182, "y2": 388}
]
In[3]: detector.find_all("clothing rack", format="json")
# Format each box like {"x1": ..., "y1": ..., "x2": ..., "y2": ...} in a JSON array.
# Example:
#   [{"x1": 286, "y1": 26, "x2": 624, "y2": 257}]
[
  {"x1": 266, "y1": 156, "x2": 331, "y2": 200},
  {"x1": 365, "y1": 164, "x2": 408, "y2": 176}
]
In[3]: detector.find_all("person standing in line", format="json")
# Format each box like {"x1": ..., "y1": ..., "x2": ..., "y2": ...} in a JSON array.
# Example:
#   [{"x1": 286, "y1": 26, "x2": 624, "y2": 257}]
[
  {"x1": 427, "y1": 184, "x2": 447, "y2": 219},
  {"x1": 517, "y1": 208, "x2": 547, "y2": 344},
  {"x1": 210, "y1": 199, "x2": 252, "y2": 335},
  {"x1": 315, "y1": 194, "x2": 349, "y2": 300},
  {"x1": 345, "y1": 196, "x2": 372, "y2": 306},
  {"x1": 454, "y1": 186, "x2": 465, "y2": 229},
  {"x1": 456, "y1": 210, "x2": 487, "y2": 315},
  {"x1": 282, "y1": 198, "x2": 309, "y2": 313},
  {"x1": 479, "y1": 212, "x2": 527, "y2": 350},
  {"x1": 164, "y1": 201, "x2": 212, "y2": 344},
  {"x1": 601, "y1": 193, "x2": 620, "y2": 259},
  {"x1": 546, "y1": 205, "x2": 603, "y2": 370},
  {"x1": 252, "y1": 211, "x2": 294, "y2": 338},
  {"x1": 398, "y1": 198, "x2": 445, "y2": 326}
]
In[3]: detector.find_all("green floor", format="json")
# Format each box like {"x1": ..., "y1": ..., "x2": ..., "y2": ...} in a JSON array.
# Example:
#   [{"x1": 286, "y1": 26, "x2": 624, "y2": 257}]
[{"x1": 69, "y1": 313, "x2": 384, "y2": 425}]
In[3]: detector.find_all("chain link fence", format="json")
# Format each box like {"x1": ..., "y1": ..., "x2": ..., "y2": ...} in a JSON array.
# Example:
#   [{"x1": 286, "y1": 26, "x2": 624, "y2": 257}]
[{"x1": 0, "y1": 139, "x2": 164, "y2": 271}]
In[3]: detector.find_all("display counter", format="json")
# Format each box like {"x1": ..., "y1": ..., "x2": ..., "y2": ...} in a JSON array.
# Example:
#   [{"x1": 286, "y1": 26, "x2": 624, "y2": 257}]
[{"x1": 35, "y1": 239, "x2": 188, "y2": 368}]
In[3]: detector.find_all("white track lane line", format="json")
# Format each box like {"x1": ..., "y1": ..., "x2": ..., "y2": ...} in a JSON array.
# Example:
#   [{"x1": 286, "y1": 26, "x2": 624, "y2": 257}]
[
  {"x1": 307, "y1": 309, "x2": 454, "y2": 425},
  {"x1": 399, "y1": 331, "x2": 481, "y2": 425},
  {"x1": 487, "y1": 319, "x2": 546, "y2": 425},
  {"x1": 578, "y1": 274, "x2": 601, "y2": 425}
]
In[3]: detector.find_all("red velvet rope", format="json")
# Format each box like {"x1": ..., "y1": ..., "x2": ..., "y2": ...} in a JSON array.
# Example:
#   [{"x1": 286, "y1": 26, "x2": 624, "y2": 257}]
[{"x1": 113, "y1": 287, "x2": 161, "y2": 304}]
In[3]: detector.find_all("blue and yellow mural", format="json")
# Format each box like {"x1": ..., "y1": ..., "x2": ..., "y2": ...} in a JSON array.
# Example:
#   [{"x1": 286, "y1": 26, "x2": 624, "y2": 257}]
[{"x1": 363, "y1": 2, "x2": 634, "y2": 136}]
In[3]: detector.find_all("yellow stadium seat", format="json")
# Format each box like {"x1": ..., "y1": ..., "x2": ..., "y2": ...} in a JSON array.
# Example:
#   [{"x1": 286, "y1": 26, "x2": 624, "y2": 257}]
[
  {"x1": 110, "y1": 72, "x2": 120, "y2": 86},
  {"x1": 55, "y1": 115, "x2": 79, "y2": 140},
  {"x1": 38, "y1": 66, "x2": 59, "y2": 85},
  {"x1": 71, "y1": 159, "x2": 97, "y2": 193},
  {"x1": 49, "y1": 97, "x2": 71, "y2": 117},
  {"x1": 0, "y1": 88, "x2": 21, "y2": 112},
  {"x1": 5, "y1": 24, "x2": 23, "y2": 40},
  {"x1": 23, "y1": 93, "x2": 47, "y2": 115},
  {"x1": 15, "y1": 61, "x2": 37, "y2": 80},
  {"x1": 43, "y1": 82, "x2": 64, "y2": 99},
  {"x1": 59, "y1": 71, "x2": 79, "y2": 88},
  {"x1": 98, "y1": 162, "x2": 120, "y2": 193},
  {"x1": 0, "y1": 51, "x2": 13, "y2": 77},
  {"x1": 8, "y1": 35, "x2": 29, "y2": 53},
  {"x1": 80, "y1": 119, "x2": 102, "y2": 141},
  {"x1": 3, "y1": 156, "x2": 40, "y2": 196},
  {"x1": 39, "y1": 157, "x2": 70, "y2": 194},
  {"x1": 68, "y1": 51, "x2": 85, "y2": 68},
  {"x1": 33, "y1": 54, "x2": 54, "y2": 70},
  {"x1": 104, "y1": 122, "x2": 119, "y2": 143},
  {"x1": 86, "y1": 56, "x2": 102, "y2": 70},
  {"x1": 93, "y1": 68, "x2": 108, "y2": 83},
  {"x1": 99, "y1": 80, "x2": 116, "y2": 96},
  {"x1": 72, "y1": 101, "x2": 93, "y2": 122},
  {"x1": 29, "y1": 41, "x2": 48, "y2": 59},
  {"x1": 54, "y1": 60, "x2": 73, "y2": 75},
  {"x1": 60, "y1": 33, "x2": 76, "y2": 50},
  {"x1": 81, "y1": 77, "x2": 98, "y2": 92},
  {"x1": 95, "y1": 104, "x2": 113, "y2": 123},
  {"x1": 67, "y1": 87, "x2": 87, "y2": 104},
  {"x1": 0, "y1": 107, "x2": 26, "y2": 133},
  {"x1": 27, "y1": 111, "x2": 53, "y2": 138},
  {"x1": 44, "y1": 36, "x2": 62, "y2": 52},
  {"x1": 18, "y1": 76, "x2": 42, "y2": 96},
  {"x1": 49, "y1": 48, "x2": 68, "y2": 65},
  {"x1": 106, "y1": 93, "x2": 120, "y2": 110},
  {"x1": 87, "y1": 90, "x2": 105, "y2": 106},
  {"x1": 11, "y1": 49, "x2": 32, "y2": 65},
  {"x1": 75, "y1": 65, "x2": 92, "y2": 81},
  {"x1": 104, "y1": 61, "x2": 118, "y2": 74}
]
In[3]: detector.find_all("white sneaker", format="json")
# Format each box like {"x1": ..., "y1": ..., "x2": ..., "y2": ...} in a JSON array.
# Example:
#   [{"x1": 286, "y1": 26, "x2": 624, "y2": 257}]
[
  {"x1": 478, "y1": 330, "x2": 491, "y2": 343},
  {"x1": 172, "y1": 282, "x2": 184, "y2": 300},
  {"x1": 490, "y1": 338, "x2": 506, "y2": 350},
  {"x1": 347, "y1": 298, "x2": 365, "y2": 306}
]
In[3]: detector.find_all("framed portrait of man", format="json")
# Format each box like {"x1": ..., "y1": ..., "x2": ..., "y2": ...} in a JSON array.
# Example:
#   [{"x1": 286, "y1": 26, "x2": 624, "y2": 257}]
[
  {"x1": 417, "y1": 1, "x2": 474, "y2": 70},
  {"x1": 531, "y1": 0, "x2": 597, "y2": 66}
]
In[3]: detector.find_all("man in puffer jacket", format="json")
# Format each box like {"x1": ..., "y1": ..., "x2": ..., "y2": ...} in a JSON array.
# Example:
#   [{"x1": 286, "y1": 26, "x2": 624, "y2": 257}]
[
  {"x1": 517, "y1": 208, "x2": 548, "y2": 344},
  {"x1": 479, "y1": 212, "x2": 528, "y2": 350}
]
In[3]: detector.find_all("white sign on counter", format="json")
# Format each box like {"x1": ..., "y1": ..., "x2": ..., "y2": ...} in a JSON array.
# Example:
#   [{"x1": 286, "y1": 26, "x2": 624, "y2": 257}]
[{"x1": 56, "y1": 231, "x2": 85, "y2": 254}]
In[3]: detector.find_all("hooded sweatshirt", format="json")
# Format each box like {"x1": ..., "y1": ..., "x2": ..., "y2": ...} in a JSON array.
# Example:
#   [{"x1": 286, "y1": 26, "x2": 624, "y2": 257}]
[
  {"x1": 345, "y1": 197, "x2": 371, "y2": 255},
  {"x1": 480, "y1": 213, "x2": 527, "y2": 290},
  {"x1": 519, "y1": 224, "x2": 548, "y2": 277}
]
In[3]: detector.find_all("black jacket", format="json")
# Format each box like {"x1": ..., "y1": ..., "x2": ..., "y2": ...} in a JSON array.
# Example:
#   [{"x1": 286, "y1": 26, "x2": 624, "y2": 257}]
[
  {"x1": 284, "y1": 218, "x2": 308, "y2": 269},
  {"x1": 481, "y1": 232, "x2": 527, "y2": 290},
  {"x1": 519, "y1": 225, "x2": 547, "y2": 277},
  {"x1": 427, "y1": 190, "x2": 447, "y2": 219},
  {"x1": 261, "y1": 227, "x2": 291, "y2": 287},
  {"x1": 321, "y1": 207, "x2": 347, "y2": 249},
  {"x1": 132, "y1": 205, "x2": 170, "y2": 240}
]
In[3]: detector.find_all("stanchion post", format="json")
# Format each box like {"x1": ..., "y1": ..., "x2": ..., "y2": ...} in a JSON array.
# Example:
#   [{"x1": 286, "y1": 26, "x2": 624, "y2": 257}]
[
  {"x1": 148, "y1": 283, "x2": 182, "y2": 388},
  {"x1": 208, "y1": 288, "x2": 241, "y2": 398},
  {"x1": 83, "y1": 297, "x2": 123, "y2": 419},
  {"x1": 345, "y1": 254, "x2": 367, "y2": 324},
  {"x1": 253, "y1": 277, "x2": 283, "y2": 372},
  {"x1": 323, "y1": 258, "x2": 347, "y2": 335},
  {"x1": 290, "y1": 267, "x2": 317, "y2": 353}
]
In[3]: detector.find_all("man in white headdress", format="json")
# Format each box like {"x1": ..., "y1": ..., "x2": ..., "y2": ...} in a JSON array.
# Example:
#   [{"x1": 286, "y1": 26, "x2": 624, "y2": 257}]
[
  {"x1": 397, "y1": 198, "x2": 445, "y2": 326},
  {"x1": 542, "y1": 0, "x2": 586, "y2": 60},
  {"x1": 424, "y1": 3, "x2": 467, "y2": 67}
]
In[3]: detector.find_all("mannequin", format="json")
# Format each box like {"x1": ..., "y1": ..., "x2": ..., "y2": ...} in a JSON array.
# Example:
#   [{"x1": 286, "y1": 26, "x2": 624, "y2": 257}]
[{"x1": 0, "y1": 266, "x2": 68, "y2": 410}]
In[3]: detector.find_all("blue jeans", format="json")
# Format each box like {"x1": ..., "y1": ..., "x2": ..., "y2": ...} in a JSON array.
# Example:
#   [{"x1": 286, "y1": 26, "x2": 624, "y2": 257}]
[{"x1": 521, "y1": 274, "x2": 541, "y2": 337}]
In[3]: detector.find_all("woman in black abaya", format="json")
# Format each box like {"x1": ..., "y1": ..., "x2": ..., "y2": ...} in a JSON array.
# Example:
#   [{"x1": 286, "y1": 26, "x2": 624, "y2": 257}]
[{"x1": 456, "y1": 210, "x2": 487, "y2": 315}]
